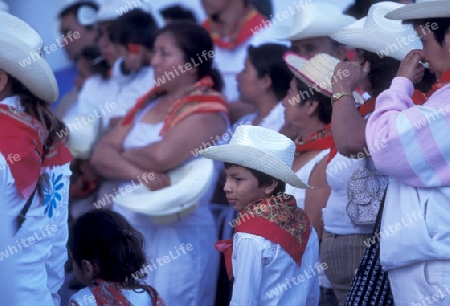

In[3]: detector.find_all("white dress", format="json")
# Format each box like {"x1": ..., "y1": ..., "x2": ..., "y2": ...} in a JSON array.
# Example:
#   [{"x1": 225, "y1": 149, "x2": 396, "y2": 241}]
[
  {"x1": 235, "y1": 102, "x2": 285, "y2": 132},
  {"x1": 0, "y1": 96, "x2": 71, "y2": 306},
  {"x1": 98, "y1": 100, "x2": 222, "y2": 306}
]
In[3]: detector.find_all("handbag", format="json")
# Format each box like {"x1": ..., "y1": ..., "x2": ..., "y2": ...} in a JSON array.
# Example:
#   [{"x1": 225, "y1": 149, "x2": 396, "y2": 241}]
[
  {"x1": 345, "y1": 191, "x2": 394, "y2": 306},
  {"x1": 346, "y1": 157, "x2": 389, "y2": 225}
]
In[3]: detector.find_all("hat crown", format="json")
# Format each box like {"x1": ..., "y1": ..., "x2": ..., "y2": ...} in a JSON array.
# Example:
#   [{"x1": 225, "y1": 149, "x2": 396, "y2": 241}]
[
  {"x1": 229, "y1": 125, "x2": 295, "y2": 169},
  {"x1": 0, "y1": 11, "x2": 42, "y2": 52},
  {"x1": 364, "y1": 2, "x2": 407, "y2": 34}
]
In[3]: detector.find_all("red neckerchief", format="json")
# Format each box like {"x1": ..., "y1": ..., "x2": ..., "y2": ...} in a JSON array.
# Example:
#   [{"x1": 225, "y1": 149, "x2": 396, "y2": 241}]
[
  {"x1": 90, "y1": 278, "x2": 166, "y2": 306},
  {"x1": 215, "y1": 194, "x2": 311, "y2": 280},
  {"x1": 203, "y1": 6, "x2": 267, "y2": 50},
  {"x1": 0, "y1": 105, "x2": 72, "y2": 198},
  {"x1": 121, "y1": 76, "x2": 229, "y2": 135},
  {"x1": 425, "y1": 69, "x2": 450, "y2": 98},
  {"x1": 293, "y1": 124, "x2": 336, "y2": 162}
]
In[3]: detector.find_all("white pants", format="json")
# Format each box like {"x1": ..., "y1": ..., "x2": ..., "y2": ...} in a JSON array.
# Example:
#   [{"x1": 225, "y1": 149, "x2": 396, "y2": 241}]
[{"x1": 388, "y1": 260, "x2": 450, "y2": 306}]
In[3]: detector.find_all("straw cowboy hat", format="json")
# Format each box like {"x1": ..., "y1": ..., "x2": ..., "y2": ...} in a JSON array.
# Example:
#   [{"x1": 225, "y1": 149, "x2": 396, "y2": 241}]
[
  {"x1": 283, "y1": 52, "x2": 365, "y2": 103},
  {"x1": 385, "y1": 0, "x2": 450, "y2": 20},
  {"x1": 199, "y1": 125, "x2": 309, "y2": 189},
  {"x1": 0, "y1": 12, "x2": 58, "y2": 103},
  {"x1": 274, "y1": 3, "x2": 356, "y2": 41},
  {"x1": 114, "y1": 157, "x2": 215, "y2": 224},
  {"x1": 96, "y1": 0, "x2": 163, "y2": 25},
  {"x1": 330, "y1": 1, "x2": 423, "y2": 61}
]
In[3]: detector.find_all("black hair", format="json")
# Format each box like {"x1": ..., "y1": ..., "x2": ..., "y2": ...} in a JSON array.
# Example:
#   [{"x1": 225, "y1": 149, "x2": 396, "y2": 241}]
[
  {"x1": 293, "y1": 78, "x2": 332, "y2": 125},
  {"x1": 248, "y1": 0, "x2": 273, "y2": 20},
  {"x1": 247, "y1": 43, "x2": 293, "y2": 101},
  {"x1": 360, "y1": 50, "x2": 401, "y2": 97},
  {"x1": 344, "y1": 0, "x2": 384, "y2": 19},
  {"x1": 160, "y1": 5, "x2": 197, "y2": 23},
  {"x1": 68, "y1": 209, "x2": 148, "y2": 290},
  {"x1": 403, "y1": 18, "x2": 450, "y2": 46},
  {"x1": 155, "y1": 21, "x2": 223, "y2": 92},
  {"x1": 109, "y1": 9, "x2": 159, "y2": 50},
  {"x1": 58, "y1": 1, "x2": 99, "y2": 29},
  {"x1": 78, "y1": 44, "x2": 110, "y2": 79},
  {"x1": 224, "y1": 163, "x2": 286, "y2": 195}
]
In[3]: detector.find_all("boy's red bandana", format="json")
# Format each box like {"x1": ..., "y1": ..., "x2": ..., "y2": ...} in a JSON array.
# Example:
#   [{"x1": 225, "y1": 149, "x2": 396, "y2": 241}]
[{"x1": 216, "y1": 193, "x2": 311, "y2": 280}]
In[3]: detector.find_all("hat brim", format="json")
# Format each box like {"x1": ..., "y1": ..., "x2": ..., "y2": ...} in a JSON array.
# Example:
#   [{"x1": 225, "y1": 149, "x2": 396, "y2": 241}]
[
  {"x1": 199, "y1": 144, "x2": 310, "y2": 189},
  {"x1": 331, "y1": 28, "x2": 423, "y2": 61},
  {"x1": 114, "y1": 158, "x2": 215, "y2": 223},
  {"x1": 0, "y1": 33, "x2": 58, "y2": 103},
  {"x1": 385, "y1": 1, "x2": 450, "y2": 20}
]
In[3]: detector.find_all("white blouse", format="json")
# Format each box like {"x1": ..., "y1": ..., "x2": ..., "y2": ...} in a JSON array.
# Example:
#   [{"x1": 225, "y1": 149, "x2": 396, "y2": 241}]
[{"x1": 231, "y1": 229, "x2": 320, "y2": 306}]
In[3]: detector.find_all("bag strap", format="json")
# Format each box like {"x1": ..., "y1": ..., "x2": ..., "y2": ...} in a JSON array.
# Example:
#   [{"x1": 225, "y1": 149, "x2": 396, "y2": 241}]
[{"x1": 14, "y1": 187, "x2": 38, "y2": 235}]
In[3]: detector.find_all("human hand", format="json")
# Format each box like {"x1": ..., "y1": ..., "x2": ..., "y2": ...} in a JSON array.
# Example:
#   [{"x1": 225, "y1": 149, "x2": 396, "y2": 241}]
[
  {"x1": 140, "y1": 171, "x2": 171, "y2": 191},
  {"x1": 397, "y1": 50, "x2": 426, "y2": 83},
  {"x1": 332, "y1": 61, "x2": 371, "y2": 93}
]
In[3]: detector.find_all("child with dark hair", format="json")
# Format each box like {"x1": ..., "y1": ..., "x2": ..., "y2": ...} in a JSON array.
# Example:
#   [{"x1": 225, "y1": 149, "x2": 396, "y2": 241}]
[
  {"x1": 68, "y1": 209, "x2": 165, "y2": 306},
  {"x1": 73, "y1": 44, "x2": 109, "y2": 92},
  {"x1": 109, "y1": 8, "x2": 158, "y2": 73},
  {"x1": 160, "y1": 4, "x2": 197, "y2": 24},
  {"x1": 199, "y1": 125, "x2": 321, "y2": 305}
]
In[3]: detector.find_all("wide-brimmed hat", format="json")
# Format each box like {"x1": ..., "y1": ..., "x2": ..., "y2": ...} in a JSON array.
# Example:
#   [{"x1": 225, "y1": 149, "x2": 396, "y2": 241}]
[
  {"x1": 199, "y1": 125, "x2": 309, "y2": 189},
  {"x1": 114, "y1": 157, "x2": 215, "y2": 224},
  {"x1": 96, "y1": 0, "x2": 162, "y2": 25},
  {"x1": 385, "y1": 0, "x2": 450, "y2": 20},
  {"x1": 330, "y1": 1, "x2": 423, "y2": 61},
  {"x1": 274, "y1": 3, "x2": 356, "y2": 41},
  {"x1": 283, "y1": 52, "x2": 365, "y2": 103},
  {"x1": 0, "y1": 11, "x2": 58, "y2": 103},
  {"x1": 64, "y1": 115, "x2": 103, "y2": 159}
]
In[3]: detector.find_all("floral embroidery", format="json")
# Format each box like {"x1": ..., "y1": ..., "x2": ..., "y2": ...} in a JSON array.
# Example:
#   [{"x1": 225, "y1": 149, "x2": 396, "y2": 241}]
[{"x1": 44, "y1": 173, "x2": 64, "y2": 218}]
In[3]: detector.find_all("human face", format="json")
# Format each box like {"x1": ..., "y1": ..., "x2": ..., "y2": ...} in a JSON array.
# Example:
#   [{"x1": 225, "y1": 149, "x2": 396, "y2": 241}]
[
  {"x1": 281, "y1": 78, "x2": 310, "y2": 128},
  {"x1": 236, "y1": 56, "x2": 266, "y2": 104},
  {"x1": 120, "y1": 44, "x2": 150, "y2": 72},
  {"x1": 98, "y1": 22, "x2": 120, "y2": 66},
  {"x1": 291, "y1": 37, "x2": 344, "y2": 60},
  {"x1": 74, "y1": 58, "x2": 92, "y2": 91},
  {"x1": 151, "y1": 33, "x2": 194, "y2": 90},
  {"x1": 223, "y1": 165, "x2": 270, "y2": 212},
  {"x1": 59, "y1": 14, "x2": 97, "y2": 61},
  {"x1": 414, "y1": 24, "x2": 450, "y2": 78},
  {"x1": 201, "y1": 0, "x2": 229, "y2": 17}
]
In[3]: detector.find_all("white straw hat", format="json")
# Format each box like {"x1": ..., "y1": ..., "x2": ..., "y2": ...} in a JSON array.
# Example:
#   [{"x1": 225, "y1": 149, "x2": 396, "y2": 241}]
[
  {"x1": 283, "y1": 52, "x2": 365, "y2": 103},
  {"x1": 386, "y1": 0, "x2": 450, "y2": 20},
  {"x1": 114, "y1": 157, "x2": 215, "y2": 224},
  {"x1": 64, "y1": 115, "x2": 103, "y2": 159},
  {"x1": 0, "y1": 11, "x2": 58, "y2": 103},
  {"x1": 274, "y1": 3, "x2": 356, "y2": 41},
  {"x1": 96, "y1": 0, "x2": 161, "y2": 25},
  {"x1": 330, "y1": 1, "x2": 423, "y2": 61},
  {"x1": 199, "y1": 125, "x2": 309, "y2": 189}
]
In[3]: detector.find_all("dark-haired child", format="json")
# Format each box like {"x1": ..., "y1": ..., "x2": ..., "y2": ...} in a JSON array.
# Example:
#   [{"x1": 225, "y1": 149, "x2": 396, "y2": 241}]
[
  {"x1": 200, "y1": 125, "x2": 321, "y2": 305},
  {"x1": 69, "y1": 209, "x2": 165, "y2": 306}
]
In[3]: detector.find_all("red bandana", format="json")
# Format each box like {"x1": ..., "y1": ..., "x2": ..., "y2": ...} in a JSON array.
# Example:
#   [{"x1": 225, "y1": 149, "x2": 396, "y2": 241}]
[
  {"x1": 89, "y1": 278, "x2": 166, "y2": 306},
  {"x1": 215, "y1": 194, "x2": 311, "y2": 280},
  {"x1": 424, "y1": 69, "x2": 450, "y2": 98},
  {"x1": 293, "y1": 124, "x2": 336, "y2": 162},
  {"x1": 203, "y1": 6, "x2": 267, "y2": 50},
  {"x1": 121, "y1": 77, "x2": 229, "y2": 135},
  {"x1": 0, "y1": 105, "x2": 72, "y2": 198}
]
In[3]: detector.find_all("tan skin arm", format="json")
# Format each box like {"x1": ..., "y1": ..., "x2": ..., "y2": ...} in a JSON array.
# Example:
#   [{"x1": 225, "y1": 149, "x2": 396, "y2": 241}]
[
  {"x1": 121, "y1": 112, "x2": 227, "y2": 172},
  {"x1": 304, "y1": 156, "x2": 331, "y2": 242}
]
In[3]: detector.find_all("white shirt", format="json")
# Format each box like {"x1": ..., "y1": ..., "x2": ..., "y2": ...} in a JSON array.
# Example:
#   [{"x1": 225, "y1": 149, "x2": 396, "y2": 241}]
[
  {"x1": 231, "y1": 228, "x2": 320, "y2": 306},
  {"x1": 70, "y1": 286, "x2": 153, "y2": 306},
  {"x1": 237, "y1": 102, "x2": 285, "y2": 132}
]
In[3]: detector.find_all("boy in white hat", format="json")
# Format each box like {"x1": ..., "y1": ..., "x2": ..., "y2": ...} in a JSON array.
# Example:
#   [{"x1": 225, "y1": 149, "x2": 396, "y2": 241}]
[{"x1": 200, "y1": 125, "x2": 320, "y2": 305}]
